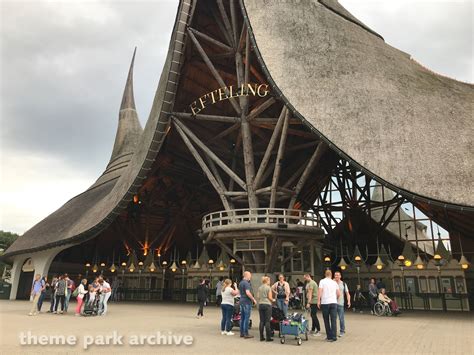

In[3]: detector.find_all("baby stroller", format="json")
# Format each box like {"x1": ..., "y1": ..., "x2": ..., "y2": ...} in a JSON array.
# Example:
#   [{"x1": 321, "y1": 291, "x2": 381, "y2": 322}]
[
  {"x1": 231, "y1": 297, "x2": 252, "y2": 330},
  {"x1": 82, "y1": 293, "x2": 100, "y2": 316},
  {"x1": 279, "y1": 313, "x2": 308, "y2": 346},
  {"x1": 271, "y1": 306, "x2": 286, "y2": 337}
]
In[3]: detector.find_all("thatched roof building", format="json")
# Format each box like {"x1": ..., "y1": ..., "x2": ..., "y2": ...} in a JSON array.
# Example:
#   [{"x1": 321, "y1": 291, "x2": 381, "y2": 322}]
[{"x1": 4, "y1": 0, "x2": 473, "y2": 262}]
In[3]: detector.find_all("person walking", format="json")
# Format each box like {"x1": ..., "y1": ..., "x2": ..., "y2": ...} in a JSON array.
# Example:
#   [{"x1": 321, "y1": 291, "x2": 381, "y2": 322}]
[
  {"x1": 334, "y1": 271, "x2": 351, "y2": 337},
  {"x1": 98, "y1": 277, "x2": 112, "y2": 316},
  {"x1": 216, "y1": 277, "x2": 224, "y2": 306},
  {"x1": 238, "y1": 271, "x2": 257, "y2": 339},
  {"x1": 220, "y1": 279, "x2": 239, "y2": 335},
  {"x1": 271, "y1": 274, "x2": 290, "y2": 318},
  {"x1": 63, "y1": 274, "x2": 74, "y2": 313},
  {"x1": 54, "y1": 275, "x2": 67, "y2": 314},
  {"x1": 29, "y1": 274, "x2": 43, "y2": 316},
  {"x1": 196, "y1": 279, "x2": 208, "y2": 318},
  {"x1": 368, "y1": 278, "x2": 378, "y2": 315},
  {"x1": 47, "y1": 276, "x2": 58, "y2": 313},
  {"x1": 36, "y1": 275, "x2": 49, "y2": 313},
  {"x1": 304, "y1": 273, "x2": 321, "y2": 336},
  {"x1": 257, "y1": 276, "x2": 275, "y2": 342},
  {"x1": 353, "y1": 285, "x2": 366, "y2": 313},
  {"x1": 75, "y1": 279, "x2": 88, "y2": 316},
  {"x1": 318, "y1": 269, "x2": 340, "y2": 342}
]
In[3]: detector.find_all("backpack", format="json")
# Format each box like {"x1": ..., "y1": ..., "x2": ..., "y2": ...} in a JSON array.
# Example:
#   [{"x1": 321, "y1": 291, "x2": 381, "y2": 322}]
[
  {"x1": 276, "y1": 283, "x2": 286, "y2": 298},
  {"x1": 72, "y1": 287, "x2": 79, "y2": 298}
]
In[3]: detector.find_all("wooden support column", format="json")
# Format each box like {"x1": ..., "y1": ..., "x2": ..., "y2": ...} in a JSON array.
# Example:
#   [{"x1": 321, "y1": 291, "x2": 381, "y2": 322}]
[
  {"x1": 238, "y1": 30, "x2": 258, "y2": 209},
  {"x1": 173, "y1": 122, "x2": 232, "y2": 211},
  {"x1": 288, "y1": 142, "x2": 328, "y2": 209},
  {"x1": 269, "y1": 109, "x2": 290, "y2": 208},
  {"x1": 254, "y1": 107, "x2": 287, "y2": 189}
]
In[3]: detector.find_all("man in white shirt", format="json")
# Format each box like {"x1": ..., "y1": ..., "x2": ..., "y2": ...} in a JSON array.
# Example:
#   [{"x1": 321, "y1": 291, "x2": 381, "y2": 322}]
[
  {"x1": 317, "y1": 269, "x2": 340, "y2": 342},
  {"x1": 98, "y1": 277, "x2": 112, "y2": 316}
]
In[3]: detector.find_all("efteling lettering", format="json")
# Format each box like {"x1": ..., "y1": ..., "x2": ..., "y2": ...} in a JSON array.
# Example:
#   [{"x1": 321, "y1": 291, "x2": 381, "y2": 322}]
[{"x1": 190, "y1": 83, "x2": 270, "y2": 115}]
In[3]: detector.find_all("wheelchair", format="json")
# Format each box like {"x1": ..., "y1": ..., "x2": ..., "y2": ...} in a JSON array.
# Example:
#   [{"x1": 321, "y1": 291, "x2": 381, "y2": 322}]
[{"x1": 373, "y1": 301, "x2": 392, "y2": 317}]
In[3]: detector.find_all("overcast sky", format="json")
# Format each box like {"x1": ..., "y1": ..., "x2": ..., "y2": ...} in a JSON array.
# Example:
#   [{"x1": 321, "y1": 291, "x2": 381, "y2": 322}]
[{"x1": 0, "y1": 0, "x2": 472, "y2": 235}]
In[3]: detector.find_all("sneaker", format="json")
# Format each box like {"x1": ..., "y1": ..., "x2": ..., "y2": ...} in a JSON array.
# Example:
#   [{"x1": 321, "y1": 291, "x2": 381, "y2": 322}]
[
  {"x1": 312, "y1": 331, "x2": 321, "y2": 337},
  {"x1": 338, "y1": 332, "x2": 344, "y2": 337},
  {"x1": 244, "y1": 335, "x2": 254, "y2": 339},
  {"x1": 28, "y1": 312, "x2": 33, "y2": 316},
  {"x1": 221, "y1": 331, "x2": 227, "y2": 335},
  {"x1": 260, "y1": 338, "x2": 265, "y2": 342},
  {"x1": 53, "y1": 311, "x2": 57, "y2": 314},
  {"x1": 59, "y1": 311, "x2": 63, "y2": 314},
  {"x1": 266, "y1": 338, "x2": 274, "y2": 342},
  {"x1": 33, "y1": 312, "x2": 37, "y2": 316},
  {"x1": 226, "y1": 331, "x2": 234, "y2": 336}
]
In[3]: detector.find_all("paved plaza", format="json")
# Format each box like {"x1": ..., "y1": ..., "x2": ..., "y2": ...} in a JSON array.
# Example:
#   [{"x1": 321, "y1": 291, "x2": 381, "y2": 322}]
[{"x1": 0, "y1": 300, "x2": 473, "y2": 354}]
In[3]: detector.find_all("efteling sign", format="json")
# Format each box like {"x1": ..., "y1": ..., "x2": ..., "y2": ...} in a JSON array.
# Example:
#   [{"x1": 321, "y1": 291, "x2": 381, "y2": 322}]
[{"x1": 189, "y1": 83, "x2": 270, "y2": 115}]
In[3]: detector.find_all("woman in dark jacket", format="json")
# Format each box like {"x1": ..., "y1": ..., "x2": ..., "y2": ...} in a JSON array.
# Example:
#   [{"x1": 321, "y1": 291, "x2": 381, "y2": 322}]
[{"x1": 196, "y1": 279, "x2": 209, "y2": 318}]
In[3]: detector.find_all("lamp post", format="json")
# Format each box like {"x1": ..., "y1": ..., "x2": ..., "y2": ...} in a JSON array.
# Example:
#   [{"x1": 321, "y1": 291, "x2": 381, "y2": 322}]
[
  {"x1": 181, "y1": 260, "x2": 187, "y2": 302},
  {"x1": 323, "y1": 255, "x2": 331, "y2": 271},
  {"x1": 161, "y1": 261, "x2": 168, "y2": 301},
  {"x1": 433, "y1": 253, "x2": 446, "y2": 312},
  {"x1": 85, "y1": 262, "x2": 91, "y2": 278},
  {"x1": 230, "y1": 258, "x2": 236, "y2": 282},
  {"x1": 208, "y1": 259, "x2": 214, "y2": 288}
]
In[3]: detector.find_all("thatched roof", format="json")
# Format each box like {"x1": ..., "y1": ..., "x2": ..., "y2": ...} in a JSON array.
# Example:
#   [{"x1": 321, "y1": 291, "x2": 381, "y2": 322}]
[
  {"x1": 4, "y1": 0, "x2": 473, "y2": 259},
  {"x1": 243, "y1": 0, "x2": 473, "y2": 207}
]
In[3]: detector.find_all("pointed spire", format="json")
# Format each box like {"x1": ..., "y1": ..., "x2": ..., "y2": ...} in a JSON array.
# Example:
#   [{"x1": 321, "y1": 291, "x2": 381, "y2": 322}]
[
  {"x1": 120, "y1": 46, "x2": 137, "y2": 110},
  {"x1": 108, "y1": 47, "x2": 143, "y2": 165}
]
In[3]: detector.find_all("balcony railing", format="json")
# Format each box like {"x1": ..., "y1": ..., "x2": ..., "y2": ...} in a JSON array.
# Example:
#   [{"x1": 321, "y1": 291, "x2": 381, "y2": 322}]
[{"x1": 202, "y1": 208, "x2": 320, "y2": 232}]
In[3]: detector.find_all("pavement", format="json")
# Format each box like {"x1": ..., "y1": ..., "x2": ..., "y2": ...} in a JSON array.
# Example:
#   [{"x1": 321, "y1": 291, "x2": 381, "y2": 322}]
[{"x1": 0, "y1": 300, "x2": 473, "y2": 354}]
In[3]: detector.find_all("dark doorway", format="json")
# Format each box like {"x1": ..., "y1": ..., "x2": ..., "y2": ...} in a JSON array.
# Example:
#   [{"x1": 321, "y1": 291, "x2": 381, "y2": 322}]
[{"x1": 17, "y1": 271, "x2": 34, "y2": 300}]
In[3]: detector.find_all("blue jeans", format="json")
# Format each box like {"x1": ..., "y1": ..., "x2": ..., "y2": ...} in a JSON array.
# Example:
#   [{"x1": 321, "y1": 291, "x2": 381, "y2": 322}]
[
  {"x1": 64, "y1": 292, "x2": 71, "y2": 311},
  {"x1": 276, "y1": 298, "x2": 288, "y2": 318},
  {"x1": 336, "y1": 304, "x2": 345, "y2": 333},
  {"x1": 240, "y1": 303, "x2": 252, "y2": 336},
  {"x1": 221, "y1": 304, "x2": 234, "y2": 332},
  {"x1": 321, "y1": 303, "x2": 338, "y2": 340}
]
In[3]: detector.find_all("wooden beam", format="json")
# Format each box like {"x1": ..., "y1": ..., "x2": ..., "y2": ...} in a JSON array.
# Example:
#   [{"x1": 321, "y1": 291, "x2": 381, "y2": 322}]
[
  {"x1": 188, "y1": 27, "x2": 233, "y2": 52},
  {"x1": 173, "y1": 122, "x2": 231, "y2": 211},
  {"x1": 253, "y1": 106, "x2": 286, "y2": 189},
  {"x1": 214, "y1": 238, "x2": 245, "y2": 265},
  {"x1": 239, "y1": 31, "x2": 258, "y2": 209},
  {"x1": 172, "y1": 112, "x2": 240, "y2": 124},
  {"x1": 174, "y1": 118, "x2": 247, "y2": 190},
  {"x1": 217, "y1": 0, "x2": 235, "y2": 47},
  {"x1": 247, "y1": 97, "x2": 276, "y2": 121},
  {"x1": 288, "y1": 142, "x2": 328, "y2": 209},
  {"x1": 270, "y1": 109, "x2": 290, "y2": 208},
  {"x1": 187, "y1": 29, "x2": 241, "y2": 115},
  {"x1": 229, "y1": 0, "x2": 238, "y2": 46}
]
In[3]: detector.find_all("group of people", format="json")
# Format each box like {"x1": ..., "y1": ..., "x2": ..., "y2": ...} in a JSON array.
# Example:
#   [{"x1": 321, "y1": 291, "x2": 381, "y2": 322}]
[
  {"x1": 29, "y1": 273, "x2": 112, "y2": 316},
  {"x1": 202, "y1": 270, "x2": 351, "y2": 343}
]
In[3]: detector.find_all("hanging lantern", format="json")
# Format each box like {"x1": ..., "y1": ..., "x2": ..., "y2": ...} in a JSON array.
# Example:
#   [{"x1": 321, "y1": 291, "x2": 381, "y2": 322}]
[
  {"x1": 413, "y1": 255, "x2": 425, "y2": 270},
  {"x1": 129, "y1": 263, "x2": 135, "y2": 272},
  {"x1": 338, "y1": 258, "x2": 349, "y2": 271},
  {"x1": 149, "y1": 262, "x2": 157, "y2": 272},
  {"x1": 92, "y1": 264, "x2": 98, "y2": 273},
  {"x1": 323, "y1": 256, "x2": 331, "y2": 262},
  {"x1": 121, "y1": 262, "x2": 127, "y2": 267},
  {"x1": 110, "y1": 263, "x2": 117, "y2": 273},
  {"x1": 374, "y1": 256, "x2": 385, "y2": 270},
  {"x1": 85, "y1": 262, "x2": 91, "y2": 268},
  {"x1": 217, "y1": 260, "x2": 225, "y2": 271},
  {"x1": 458, "y1": 255, "x2": 470, "y2": 270},
  {"x1": 100, "y1": 262, "x2": 106, "y2": 267},
  {"x1": 169, "y1": 261, "x2": 178, "y2": 272}
]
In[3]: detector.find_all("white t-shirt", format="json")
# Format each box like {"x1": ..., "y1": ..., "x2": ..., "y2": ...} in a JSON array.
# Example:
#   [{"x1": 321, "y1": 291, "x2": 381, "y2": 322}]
[
  {"x1": 319, "y1": 278, "x2": 338, "y2": 304},
  {"x1": 221, "y1": 286, "x2": 236, "y2": 306},
  {"x1": 100, "y1": 281, "x2": 111, "y2": 294}
]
